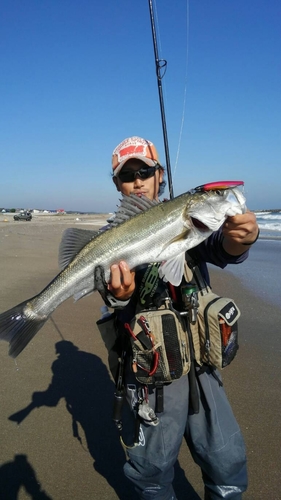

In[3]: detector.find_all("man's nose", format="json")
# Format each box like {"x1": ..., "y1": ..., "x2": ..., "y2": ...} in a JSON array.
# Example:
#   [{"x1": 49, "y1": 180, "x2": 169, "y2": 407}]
[{"x1": 133, "y1": 175, "x2": 144, "y2": 186}]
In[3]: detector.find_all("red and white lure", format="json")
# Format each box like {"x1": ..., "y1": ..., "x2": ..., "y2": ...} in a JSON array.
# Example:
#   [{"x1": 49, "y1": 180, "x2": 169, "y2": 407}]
[{"x1": 194, "y1": 181, "x2": 244, "y2": 192}]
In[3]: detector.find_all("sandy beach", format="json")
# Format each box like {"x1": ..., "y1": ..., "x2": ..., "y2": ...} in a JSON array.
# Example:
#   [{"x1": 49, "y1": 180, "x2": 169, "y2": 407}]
[{"x1": 0, "y1": 216, "x2": 280, "y2": 500}]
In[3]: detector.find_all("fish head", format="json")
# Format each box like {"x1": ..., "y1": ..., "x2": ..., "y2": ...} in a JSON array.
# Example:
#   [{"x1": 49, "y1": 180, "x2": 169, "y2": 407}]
[
  {"x1": 158, "y1": 185, "x2": 247, "y2": 286},
  {"x1": 184, "y1": 186, "x2": 246, "y2": 233}
]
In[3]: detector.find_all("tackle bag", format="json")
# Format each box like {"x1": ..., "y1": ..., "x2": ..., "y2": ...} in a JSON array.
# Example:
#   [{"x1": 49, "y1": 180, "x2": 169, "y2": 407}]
[
  {"x1": 191, "y1": 291, "x2": 241, "y2": 369},
  {"x1": 126, "y1": 302, "x2": 190, "y2": 385}
]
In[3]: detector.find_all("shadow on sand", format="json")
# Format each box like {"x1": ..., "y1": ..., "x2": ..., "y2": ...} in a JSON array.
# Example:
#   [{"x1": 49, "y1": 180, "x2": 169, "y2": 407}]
[
  {"x1": 0, "y1": 454, "x2": 52, "y2": 499},
  {"x1": 8, "y1": 340, "x2": 200, "y2": 499}
]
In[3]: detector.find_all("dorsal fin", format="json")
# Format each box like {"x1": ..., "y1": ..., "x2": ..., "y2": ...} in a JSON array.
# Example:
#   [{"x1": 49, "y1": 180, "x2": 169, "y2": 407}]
[
  {"x1": 59, "y1": 228, "x2": 99, "y2": 270},
  {"x1": 109, "y1": 194, "x2": 159, "y2": 228}
]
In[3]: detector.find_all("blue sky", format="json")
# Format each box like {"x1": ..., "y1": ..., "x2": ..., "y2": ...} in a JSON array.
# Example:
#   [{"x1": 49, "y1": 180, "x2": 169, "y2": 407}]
[{"x1": 1, "y1": 0, "x2": 280, "y2": 212}]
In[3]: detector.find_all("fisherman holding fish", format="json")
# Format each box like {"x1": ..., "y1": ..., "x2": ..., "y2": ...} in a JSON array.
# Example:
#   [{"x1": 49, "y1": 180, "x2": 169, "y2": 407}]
[
  {"x1": 97, "y1": 136, "x2": 259, "y2": 500},
  {"x1": 0, "y1": 137, "x2": 259, "y2": 498}
]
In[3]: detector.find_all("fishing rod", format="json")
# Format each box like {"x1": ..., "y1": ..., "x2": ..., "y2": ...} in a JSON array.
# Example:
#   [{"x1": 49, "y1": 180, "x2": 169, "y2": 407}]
[{"x1": 148, "y1": 0, "x2": 174, "y2": 199}]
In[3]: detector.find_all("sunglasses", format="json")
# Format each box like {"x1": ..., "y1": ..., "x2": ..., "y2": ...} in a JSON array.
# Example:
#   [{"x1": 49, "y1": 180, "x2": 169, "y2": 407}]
[{"x1": 117, "y1": 165, "x2": 160, "y2": 183}]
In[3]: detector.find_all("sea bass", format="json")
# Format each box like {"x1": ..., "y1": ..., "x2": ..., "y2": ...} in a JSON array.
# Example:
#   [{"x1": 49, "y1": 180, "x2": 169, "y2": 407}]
[{"x1": 0, "y1": 185, "x2": 246, "y2": 358}]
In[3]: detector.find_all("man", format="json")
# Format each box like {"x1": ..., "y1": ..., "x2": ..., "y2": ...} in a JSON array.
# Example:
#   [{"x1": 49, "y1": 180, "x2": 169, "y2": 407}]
[{"x1": 99, "y1": 136, "x2": 259, "y2": 500}]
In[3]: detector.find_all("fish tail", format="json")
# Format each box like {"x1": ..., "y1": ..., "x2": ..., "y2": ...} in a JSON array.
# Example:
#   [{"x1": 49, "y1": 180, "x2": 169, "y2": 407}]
[{"x1": 0, "y1": 299, "x2": 47, "y2": 358}]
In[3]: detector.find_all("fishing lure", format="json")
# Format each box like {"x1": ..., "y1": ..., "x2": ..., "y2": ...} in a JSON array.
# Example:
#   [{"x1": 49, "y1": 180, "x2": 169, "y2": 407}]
[{"x1": 195, "y1": 181, "x2": 244, "y2": 192}]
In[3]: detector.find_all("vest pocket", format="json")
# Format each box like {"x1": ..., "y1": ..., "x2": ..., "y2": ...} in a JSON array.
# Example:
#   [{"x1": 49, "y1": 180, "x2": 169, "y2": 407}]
[
  {"x1": 128, "y1": 306, "x2": 191, "y2": 384},
  {"x1": 191, "y1": 292, "x2": 240, "y2": 369}
]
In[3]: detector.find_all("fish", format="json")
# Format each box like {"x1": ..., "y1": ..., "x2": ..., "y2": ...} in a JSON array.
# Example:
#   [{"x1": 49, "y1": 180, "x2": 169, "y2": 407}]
[{"x1": 0, "y1": 184, "x2": 246, "y2": 358}]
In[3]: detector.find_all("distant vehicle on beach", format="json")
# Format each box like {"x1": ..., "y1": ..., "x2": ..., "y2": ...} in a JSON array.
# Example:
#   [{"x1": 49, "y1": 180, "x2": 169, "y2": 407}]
[{"x1": 13, "y1": 211, "x2": 32, "y2": 221}]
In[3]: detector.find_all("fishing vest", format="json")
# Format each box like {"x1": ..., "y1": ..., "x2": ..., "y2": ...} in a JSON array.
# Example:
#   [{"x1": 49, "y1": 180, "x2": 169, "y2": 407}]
[{"x1": 125, "y1": 254, "x2": 240, "y2": 385}]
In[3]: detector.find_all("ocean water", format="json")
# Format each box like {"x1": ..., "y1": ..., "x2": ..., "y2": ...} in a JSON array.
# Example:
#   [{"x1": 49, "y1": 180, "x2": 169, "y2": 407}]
[
  {"x1": 255, "y1": 210, "x2": 281, "y2": 240},
  {"x1": 224, "y1": 240, "x2": 281, "y2": 310},
  {"x1": 209, "y1": 211, "x2": 281, "y2": 310},
  {"x1": 223, "y1": 209, "x2": 281, "y2": 309}
]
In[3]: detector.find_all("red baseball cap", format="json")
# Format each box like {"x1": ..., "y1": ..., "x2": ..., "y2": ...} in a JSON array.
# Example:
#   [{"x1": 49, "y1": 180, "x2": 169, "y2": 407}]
[{"x1": 112, "y1": 136, "x2": 161, "y2": 176}]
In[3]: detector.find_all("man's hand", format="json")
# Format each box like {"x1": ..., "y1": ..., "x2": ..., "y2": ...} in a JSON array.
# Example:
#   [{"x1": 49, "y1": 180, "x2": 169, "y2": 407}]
[
  {"x1": 108, "y1": 261, "x2": 135, "y2": 301},
  {"x1": 222, "y1": 210, "x2": 259, "y2": 255}
]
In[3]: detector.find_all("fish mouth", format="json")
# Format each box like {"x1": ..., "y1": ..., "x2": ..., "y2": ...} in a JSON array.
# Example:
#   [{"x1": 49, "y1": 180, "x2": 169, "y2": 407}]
[{"x1": 191, "y1": 217, "x2": 210, "y2": 231}]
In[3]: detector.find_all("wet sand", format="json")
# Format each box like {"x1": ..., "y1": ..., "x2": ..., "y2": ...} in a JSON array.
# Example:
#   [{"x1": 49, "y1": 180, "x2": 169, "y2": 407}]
[{"x1": 0, "y1": 215, "x2": 280, "y2": 500}]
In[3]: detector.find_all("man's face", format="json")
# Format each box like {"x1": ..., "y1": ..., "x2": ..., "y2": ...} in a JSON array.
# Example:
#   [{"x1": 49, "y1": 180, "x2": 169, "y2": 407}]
[{"x1": 113, "y1": 159, "x2": 164, "y2": 201}]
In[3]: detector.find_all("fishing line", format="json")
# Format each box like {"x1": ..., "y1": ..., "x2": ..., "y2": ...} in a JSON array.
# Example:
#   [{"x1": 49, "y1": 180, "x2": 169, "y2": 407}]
[
  {"x1": 154, "y1": 0, "x2": 170, "y2": 157},
  {"x1": 154, "y1": 1, "x2": 168, "y2": 97},
  {"x1": 148, "y1": 0, "x2": 174, "y2": 199},
  {"x1": 50, "y1": 316, "x2": 65, "y2": 340},
  {"x1": 148, "y1": 0, "x2": 190, "y2": 198},
  {"x1": 154, "y1": 1, "x2": 162, "y2": 53},
  {"x1": 173, "y1": 0, "x2": 190, "y2": 180},
  {"x1": 154, "y1": 0, "x2": 172, "y2": 176}
]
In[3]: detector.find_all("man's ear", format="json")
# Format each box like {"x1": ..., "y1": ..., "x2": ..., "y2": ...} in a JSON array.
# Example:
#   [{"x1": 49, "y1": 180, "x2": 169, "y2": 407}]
[
  {"x1": 159, "y1": 167, "x2": 164, "y2": 184},
  {"x1": 112, "y1": 176, "x2": 120, "y2": 192}
]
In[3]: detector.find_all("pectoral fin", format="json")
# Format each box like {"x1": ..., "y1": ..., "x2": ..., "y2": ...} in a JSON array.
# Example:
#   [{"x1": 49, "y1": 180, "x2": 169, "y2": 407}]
[{"x1": 158, "y1": 253, "x2": 186, "y2": 286}]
